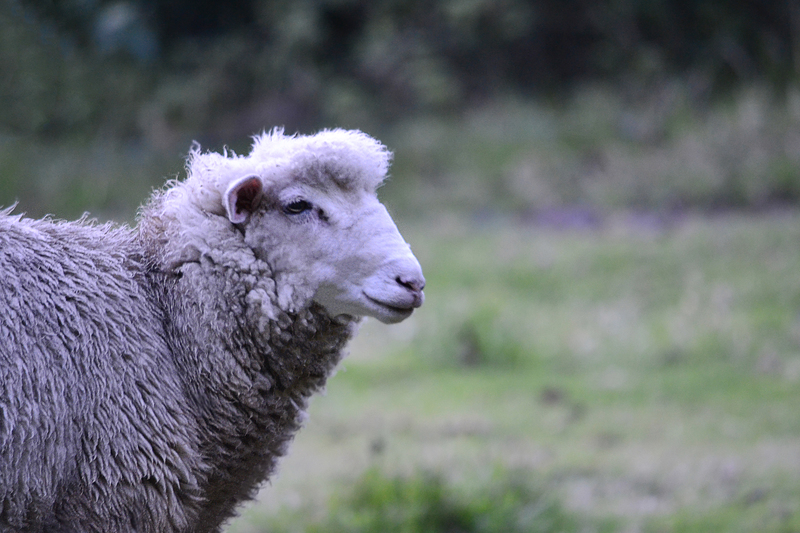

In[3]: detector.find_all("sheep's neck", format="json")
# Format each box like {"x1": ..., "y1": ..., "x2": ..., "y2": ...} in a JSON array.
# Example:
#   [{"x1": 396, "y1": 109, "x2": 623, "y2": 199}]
[
  {"x1": 156, "y1": 264, "x2": 357, "y2": 531},
  {"x1": 138, "y1": 205, "x2": 360, "y2": 529}
]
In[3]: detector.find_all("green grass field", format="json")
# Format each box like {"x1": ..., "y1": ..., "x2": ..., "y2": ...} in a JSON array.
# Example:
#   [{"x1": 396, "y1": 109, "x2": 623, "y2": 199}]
[{"x1": 224, "y1": 211, "x2": 800, "y2": 532}]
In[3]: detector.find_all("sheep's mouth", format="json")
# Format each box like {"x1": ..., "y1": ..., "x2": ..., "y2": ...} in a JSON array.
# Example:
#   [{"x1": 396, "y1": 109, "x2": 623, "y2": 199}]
[{"x1": 363, "y1": 294, "x2": 416, "y2": 323}]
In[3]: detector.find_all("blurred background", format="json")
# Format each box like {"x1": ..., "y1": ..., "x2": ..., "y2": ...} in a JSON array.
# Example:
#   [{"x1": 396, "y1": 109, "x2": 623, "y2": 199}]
[{"x1": 3, "y1": 0, "x2": 800, "y2": 531}]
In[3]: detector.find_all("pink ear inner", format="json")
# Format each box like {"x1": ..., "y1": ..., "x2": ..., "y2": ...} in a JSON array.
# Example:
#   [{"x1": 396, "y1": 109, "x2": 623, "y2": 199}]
[{"x1": 225, "y1": 175, "x2": 263, "y2": 223}]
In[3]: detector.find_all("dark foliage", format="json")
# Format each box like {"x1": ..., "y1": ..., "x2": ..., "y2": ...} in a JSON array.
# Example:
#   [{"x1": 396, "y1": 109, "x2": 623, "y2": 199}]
[{"x1": 5, "y1": 0, "x2": 800, "y2": 139}]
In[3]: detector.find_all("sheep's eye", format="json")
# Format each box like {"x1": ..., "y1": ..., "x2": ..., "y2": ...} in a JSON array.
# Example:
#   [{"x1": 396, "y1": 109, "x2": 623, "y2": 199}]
[{"x1": 283, "y1": 199, "x2": 312, "y2": 215}]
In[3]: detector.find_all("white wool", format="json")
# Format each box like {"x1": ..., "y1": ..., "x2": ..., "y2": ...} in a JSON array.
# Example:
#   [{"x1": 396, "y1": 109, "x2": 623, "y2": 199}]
[
  {"x1": 182, "y1": 129, "x2": 392, "y2": 217},
  {"x1": 144, "y1": 129, "x2": 401, "y2": 317},
  {"x1": 250, "y1": 128, "x2": 392, "y2": 189}
]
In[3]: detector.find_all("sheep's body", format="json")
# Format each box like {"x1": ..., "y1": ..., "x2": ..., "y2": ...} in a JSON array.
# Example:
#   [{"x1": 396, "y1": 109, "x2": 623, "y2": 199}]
[
  {"x1": 0, "y1": 217, "x2": 204, "y2": 531},
  {"x1": 0, "y1": 129, "x2": 424, "y2": 532}
]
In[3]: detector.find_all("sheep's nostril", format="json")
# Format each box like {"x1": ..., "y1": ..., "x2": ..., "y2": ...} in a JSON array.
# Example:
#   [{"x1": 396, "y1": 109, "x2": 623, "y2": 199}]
[{"x1": 396, "y1": 275, "x2": 426, "y2": 293}]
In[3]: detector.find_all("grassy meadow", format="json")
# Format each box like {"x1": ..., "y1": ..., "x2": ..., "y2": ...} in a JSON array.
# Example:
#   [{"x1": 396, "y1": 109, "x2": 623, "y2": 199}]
[{"x1": 3, "y1": 86, "x2": 800, "y2": 532}]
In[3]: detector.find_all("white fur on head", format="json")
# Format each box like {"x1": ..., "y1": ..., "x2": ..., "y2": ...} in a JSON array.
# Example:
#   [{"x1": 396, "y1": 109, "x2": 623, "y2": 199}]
[
  {"x1": 249, "y1": 128, "x2": 392, "y2": 193},
  {"x1": 157, "y1": 128, "x2": 423, "y2": 324},
  {"x1": 180, "y1": 129, "x2": 393, "y2": 216}
]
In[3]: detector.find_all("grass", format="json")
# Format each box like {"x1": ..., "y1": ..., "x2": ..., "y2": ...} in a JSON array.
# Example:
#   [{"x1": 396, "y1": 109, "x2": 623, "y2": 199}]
[
  {"x1": 228, "y1": 212, "x2": 800, "y2": 532},
  {"x1": 262, "y1": 465, "x2": 590, "y2": 533}
]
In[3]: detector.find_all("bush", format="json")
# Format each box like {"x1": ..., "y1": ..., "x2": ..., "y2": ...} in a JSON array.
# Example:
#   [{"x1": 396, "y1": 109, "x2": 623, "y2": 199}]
[{"x1": 266, "y1": 467, "x2": 589, "y2": 533}]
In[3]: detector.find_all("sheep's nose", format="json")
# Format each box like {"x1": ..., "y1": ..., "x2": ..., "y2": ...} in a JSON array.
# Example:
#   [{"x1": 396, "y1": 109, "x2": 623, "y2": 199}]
[{"x1": 396, "y1": 274, "x2": 426, "y2": 307}]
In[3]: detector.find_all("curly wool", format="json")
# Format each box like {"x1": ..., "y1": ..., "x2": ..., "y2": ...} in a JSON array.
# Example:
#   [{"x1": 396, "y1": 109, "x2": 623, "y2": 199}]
[
  {"x1": 140, "y1": 197, "x2": 359, "y2": 528},
  {"x1": 0, "y1": 215, "x2": 204, "y2": 532},
  {"x1": 0, "y1": 207, "x2": 358, "y2": 533}
]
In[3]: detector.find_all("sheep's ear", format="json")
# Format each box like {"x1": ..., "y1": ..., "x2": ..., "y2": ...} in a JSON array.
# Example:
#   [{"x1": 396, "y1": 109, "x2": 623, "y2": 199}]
[{"x1": 224, "y1": 174, "x2": 263, "y2": 224}]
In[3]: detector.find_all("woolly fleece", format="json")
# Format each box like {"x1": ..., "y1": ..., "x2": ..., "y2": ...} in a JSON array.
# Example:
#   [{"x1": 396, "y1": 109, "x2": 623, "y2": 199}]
[{"x1": 0, "y1": 129, "x2": 421, "y2": 532}]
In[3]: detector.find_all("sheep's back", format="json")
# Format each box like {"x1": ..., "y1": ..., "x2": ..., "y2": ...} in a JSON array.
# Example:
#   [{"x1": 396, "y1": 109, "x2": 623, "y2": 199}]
[{"x1": 0, "y1": 215, "x2": 201, "y2": 532}]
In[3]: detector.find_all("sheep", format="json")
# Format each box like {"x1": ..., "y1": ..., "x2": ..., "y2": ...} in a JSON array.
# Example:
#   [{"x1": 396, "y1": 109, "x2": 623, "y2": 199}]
[{"x1": 0, "y1": 128, "x2": 425, "y2": 533}]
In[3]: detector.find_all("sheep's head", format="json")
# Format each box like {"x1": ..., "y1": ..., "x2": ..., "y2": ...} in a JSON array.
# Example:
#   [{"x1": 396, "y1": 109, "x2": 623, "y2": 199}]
[{"x1": 189, "y1": 129, "x2": 424, "y2": 324}]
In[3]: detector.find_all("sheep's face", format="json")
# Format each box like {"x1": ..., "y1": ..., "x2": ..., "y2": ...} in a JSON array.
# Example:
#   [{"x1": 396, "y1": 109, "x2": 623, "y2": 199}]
[{"x1": 225, "y1": 167, "x2": 425, "y2": 325}]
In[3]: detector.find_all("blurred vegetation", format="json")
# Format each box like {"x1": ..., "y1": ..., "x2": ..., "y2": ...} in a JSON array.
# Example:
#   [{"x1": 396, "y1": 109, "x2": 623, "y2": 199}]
[
  {"x1": 258, "y1": 466, "x2": 603, "y2": 533},
  {"x1": 4, "y1": 0, "x2": 800, "y2": 141},
  {"x1": 6, "y1": 82, "x2": 800, "y2": 222},
  {"x1": 3, "y1": 0, "x2": 800, "y2": 219},
  {"x1": 384, "y1": 84, "x2": 800, "y2": 220}
]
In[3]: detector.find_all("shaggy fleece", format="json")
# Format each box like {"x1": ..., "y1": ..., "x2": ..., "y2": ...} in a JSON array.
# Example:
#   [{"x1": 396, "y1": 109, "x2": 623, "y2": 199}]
[{"x1": 0, "y1": 129, "x2": 407, "y2": 532}]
